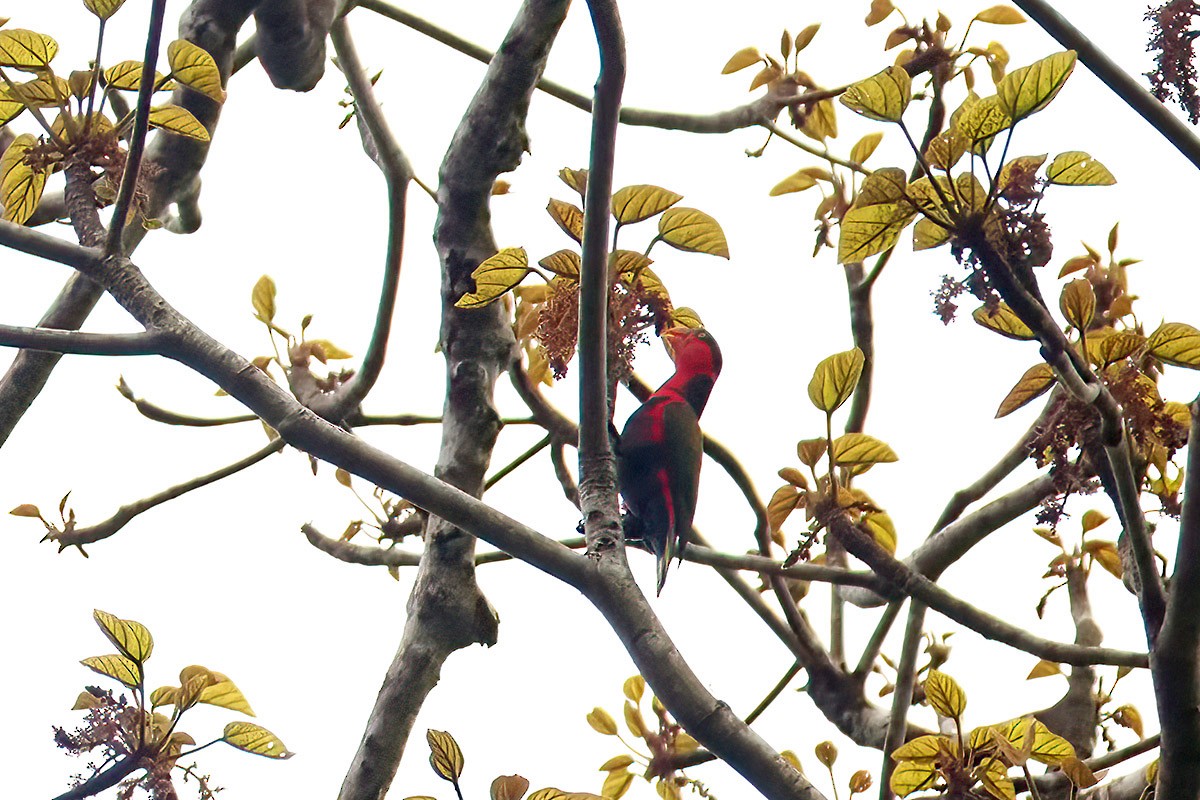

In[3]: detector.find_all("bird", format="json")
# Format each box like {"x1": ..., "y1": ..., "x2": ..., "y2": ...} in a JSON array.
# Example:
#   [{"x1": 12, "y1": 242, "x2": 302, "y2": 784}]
[{"x1": 616, "y1": 327, "x2": 722, "y2": 595}]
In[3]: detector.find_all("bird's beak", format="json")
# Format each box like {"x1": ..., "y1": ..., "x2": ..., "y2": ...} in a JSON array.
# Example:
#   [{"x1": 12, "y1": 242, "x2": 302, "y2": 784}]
[{"x1": 660, "y1": 326, "x2": 687, "y2": 361}]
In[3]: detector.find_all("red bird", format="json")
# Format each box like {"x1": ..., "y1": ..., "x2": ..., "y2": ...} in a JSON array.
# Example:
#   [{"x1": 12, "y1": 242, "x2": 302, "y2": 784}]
[{"x1": 616, "y1": 327, "x2": 722, "y2": 594}]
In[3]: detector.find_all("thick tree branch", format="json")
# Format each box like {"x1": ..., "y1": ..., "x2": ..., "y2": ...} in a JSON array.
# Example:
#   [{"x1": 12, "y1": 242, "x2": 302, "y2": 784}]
[
  {"x1": 1152, "y1": 396, "x2": 1200, "y2": 799},
  {"x1": 338, "y1": 1, "x2": 570, "y2": 796}
]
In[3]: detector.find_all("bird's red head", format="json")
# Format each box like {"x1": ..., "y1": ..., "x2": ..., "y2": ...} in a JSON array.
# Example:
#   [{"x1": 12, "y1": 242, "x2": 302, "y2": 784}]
[{"x1": 662, "y1": 327, "x2": 722, "y2": 380}]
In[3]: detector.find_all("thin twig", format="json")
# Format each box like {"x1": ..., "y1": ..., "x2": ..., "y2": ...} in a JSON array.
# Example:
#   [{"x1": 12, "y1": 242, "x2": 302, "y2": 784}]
[{"x1": 105, "y1": 0, "x2": 169, "y2": 255}]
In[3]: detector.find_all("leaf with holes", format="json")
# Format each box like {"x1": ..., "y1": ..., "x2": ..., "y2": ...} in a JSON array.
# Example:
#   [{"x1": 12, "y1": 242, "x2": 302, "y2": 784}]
[
  {"x1": 1046, "y1": 151, "x2": 1115, "y2": 186},
  {"x1": 224, "y1": 722, "x2": 293, "y2": 758}
]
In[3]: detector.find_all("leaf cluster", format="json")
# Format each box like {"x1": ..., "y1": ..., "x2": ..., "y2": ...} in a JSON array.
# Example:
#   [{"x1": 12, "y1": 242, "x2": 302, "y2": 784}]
[
  {"x1": 56, "y1": 610, "x2": 289, "y2": 800},
  {"x1": 456, "y1": 169, "x2": 728, "y2": 383},
  {"x1": 890, "y1": 670, "x2": 1096, "y2": 800},
  {"x1": 0, "y1": 8, "x2": 224, "y2": 225}
]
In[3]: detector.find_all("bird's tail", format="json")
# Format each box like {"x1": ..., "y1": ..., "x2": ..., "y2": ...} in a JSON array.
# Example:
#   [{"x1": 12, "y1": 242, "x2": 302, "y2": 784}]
[{"x1": 655, "y1": 532, "x2": 677, "y2": 596}]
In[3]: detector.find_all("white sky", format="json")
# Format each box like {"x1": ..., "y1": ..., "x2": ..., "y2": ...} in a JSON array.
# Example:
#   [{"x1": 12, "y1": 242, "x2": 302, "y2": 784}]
[{"x1": 1, "y1": 0, "x2": 1196, "y2": 798}]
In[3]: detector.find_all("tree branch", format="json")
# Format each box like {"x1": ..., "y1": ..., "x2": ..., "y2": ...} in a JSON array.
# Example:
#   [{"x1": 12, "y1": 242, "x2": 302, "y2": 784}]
[
  {"x1": 1152, "y1": 395, "x2": 1200, "y2": 799},
  {"x1": 0, "y1": 326, "x2": 163, "y2": 357},
  {"x1": 330, "y1": 20, "x2": 413, "y2": 411},
  {"x1": 1011, "y1": 0, "x2": 1200, "y2": 171},
  {"x1": 44, "y1": 439, "x2": 283, "y2": 551}
]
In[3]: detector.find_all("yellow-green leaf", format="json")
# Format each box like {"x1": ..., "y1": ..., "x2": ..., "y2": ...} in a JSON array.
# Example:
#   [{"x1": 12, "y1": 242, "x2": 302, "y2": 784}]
[
  {"x1": 955, "y1": 172, "x2": 988, "y2": 213},
  {"x1": 547, "y1": 198, "x2": 584, "y2": 242},
  {"x1": 840, "y1": 66, "x2": 911, "y2": 122},
  {"x1": 808, "y1": 348, "x2": 865, "y2": 413},
  {"x1": 657, "y1": 207, "x2": 729, "y2": 258},
  {"x1": 913, "y1": 217, "x2": 950, "y2": 250},
  {"x1": 602, "y1": 770, "x2": 633, "y2": 800},
  {"x1": 1026, "y1": 660, "x2": 1062, "y2": 679},
  {"x1": 149, "y1": 685, "x2": 180, "y2": 707},
  {"x1": 587, "y1": 707, "x2": 618, "y2": 735},
  {"x1": 0, "y1": 95, "x2": 24, "y2": 127},
  {"x1": 976, "y1": 758, "x2": 1015, "y2": 800},
  {"x1": 622, "y1": 675, "x2": 645, "y2": 703},
  {"x1": 612, "y1": 184, "x2": 682, "y2": 224},
  {"x1": 307, "y1": 339, "x2": 353, "y2": 361},
  {"x1": 954, "y1": 94, "x2": 1011, "y2": 147},
  {"x1": 1081, "y1": 509, "x2": 1109, "y2": 533},
  {"x1": 891, "y1": 734, "x2": 948, "y2": 764},
  {"x1": 864, "y1": 511, "x2": 897, "y2": 553},
  {"x1": 838, "y1": 201, "x2": 916, "y2": 263},
  {"x1": 223, "y1": 721, "x2": 293, "y2": 759},
  {"x1": 767, "y1": 485, "x2": 803, "y2": 533},
  {"x1": 1113, "y1": 704, "x2": 1144, "y2": 738},
  {"x1": 1147, "y1": 322, "x2": 1200, "y2": 368},
  {"x1": 0, "y1": 133, "x2": 47, "y2": 225},
  {"x1": 72, "y1": 690, "x2": 104, "y2": 710},
  {"x1": 104, "y1": 61, "x2": 171, "y2": 92},
  {"x1": 997, "y1": 51, "x2": 1076, "y2": 122},
  {"x1": 800, "y1": 97, "x2": 838, "y2": 141},
  {"x1": 770, "y1": 170, "x2": 819, "y2": 196},
  {"x1": 84, "y1": 0, "x2": 129, "y2": 19},
  {"x1": 600, "y1": 755, "x2": 634, "y2": 772},
  {"x1": 924, "y1": 130, "x2": 967, "y2": 170},
  {"x1": 1083, "y1": 539, "x2": 1123, "y2": 579},
  {"x1": 0, "y1": 29, "x2": 57, "y2": 70},
  {"x1": 8, "y1": 75, "x2": 70, "y2": 107},
  {"x1": 251, "y1": 275, "x2": 276, "y2": 323},
  {"x1": 850, "y1": 131, "x2": 884, "y2": 164},
  {"x1": 491, "y1": 775, "x2": 531, "y2": 800},
  {"x1": 81, "y1": 654, "x2": 141, "y2": 688},
  {"x1": 1059, "y1": 278, "x2": 1095, "y2": 330},
  {"x1": 972, "y1": 303, "x2": 1035, "y2": 340},
  {"x1": 670, "y1": 307, "x2": 703, "y2": 329},
  {"x1": 93, "y1": 610, "x2": 154, "y2": 664},
  {"x1": 889, "y1": 761, "x2": 937, "y2": 797},
  {"x1": 456, "y1": 247, "x2": 531, "y2": 308},
  {"x1": 996, "y1": 363, "x2": 1054, "y2": 418},
  {"x1": 974, "y1": 5, "x2": 1025, "y2": 24},
  {"x1": 427, "y1": 729, "x2": 464, "y2": 780},
  {"x1": 794, "y1": 24, "x2": 821, "y2": 53},
  {"x1": 1046, "y1": 151, "x2": 1116, "y2": 186},
  {"x1": 924, "y1": 669, "x2": 966, "y2": 718},
  {"x1": 611, "y1": 250, "x2": 652, "y2": 281},
  {"x1": 1089, "y1": 330, "x2": 1144, "y2": 366},
  {"x1": 797, "y1": 438, "x2": 827, "y2": 468},
  {"x1": 558, "y1": 167, "x2": 587, "y2": 196},
  {"x1": 1030, "y1": 723, "x2": 1076, "y2": 765},
  {"x1": 857, "y1": 167, "x2": 908, "y2": 206},
  {"x1": 539, "y1": 249, "x2": 581, "y2": 278},
  {"x1": 147, "y1": 105, "x2": 210, "y2": 141},
  {"x1": 831, "y1": 433, "x2": 898, "y2": 467},
  {"x1": 527, "y1": 790, "x2": 568, "y2": 800},
  {"x1": 199, "y1": 677, "x2": 255, "y2": 716},
  {"x1": 722, "y1": 46, "x2": 762, "y2": 74},
  {"x1": 167, "y1": 39, "x2": 226, "y2": 103}
]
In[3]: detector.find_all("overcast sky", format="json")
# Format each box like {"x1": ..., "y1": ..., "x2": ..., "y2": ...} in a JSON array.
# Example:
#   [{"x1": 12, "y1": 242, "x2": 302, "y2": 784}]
[{"x1": 1, "y1": 1, "x2": 1196, "y2": 798}]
